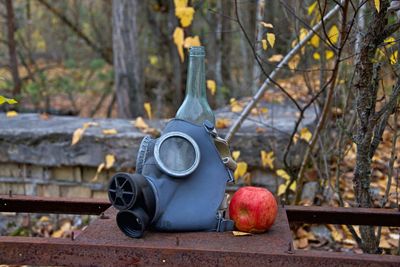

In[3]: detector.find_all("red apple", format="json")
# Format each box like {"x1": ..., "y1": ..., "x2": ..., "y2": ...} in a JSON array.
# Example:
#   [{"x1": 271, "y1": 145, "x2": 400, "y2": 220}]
[{"x1": 229, "y1": 186, "x2": 278, "y2": 233}]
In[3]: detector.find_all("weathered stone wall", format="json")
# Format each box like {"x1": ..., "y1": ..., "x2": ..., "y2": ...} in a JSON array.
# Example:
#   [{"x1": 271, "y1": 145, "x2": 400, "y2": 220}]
[{"x1": 0, "y1": 101, "x2": 317, "y2": 197}]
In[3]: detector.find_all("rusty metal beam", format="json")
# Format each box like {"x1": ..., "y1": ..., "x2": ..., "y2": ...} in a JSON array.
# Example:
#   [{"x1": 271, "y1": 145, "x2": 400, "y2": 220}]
[
  {"x1": 285, "y1": 205, "x2": 400, "y2": 227},
  {"x1": 0, "y1": 194, "x2": 110, "y2": 215},
  {"x1": 0, "y1": 236, "x2": 399, "y2": 267}
]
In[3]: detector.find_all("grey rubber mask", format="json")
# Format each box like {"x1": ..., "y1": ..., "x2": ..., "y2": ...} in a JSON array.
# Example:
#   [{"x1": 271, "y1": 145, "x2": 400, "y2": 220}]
[{"x1": 108, "y1": 119, "x2": 236, "y2": 238}]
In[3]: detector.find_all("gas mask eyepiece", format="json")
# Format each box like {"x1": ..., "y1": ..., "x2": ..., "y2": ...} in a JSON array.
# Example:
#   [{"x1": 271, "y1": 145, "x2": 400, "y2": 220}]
[{"x1": 154, "y1": 131, "x2": 200, "y2": 177}]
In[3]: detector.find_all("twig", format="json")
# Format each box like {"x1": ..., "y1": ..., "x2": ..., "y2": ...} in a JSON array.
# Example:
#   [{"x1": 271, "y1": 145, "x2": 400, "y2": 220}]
[
  {"x1": 225, "y1": 1, "x2": 343, "y2": 142},
  {"x1": 294, "y1": 0, "x2": 350, "y2": 204}
]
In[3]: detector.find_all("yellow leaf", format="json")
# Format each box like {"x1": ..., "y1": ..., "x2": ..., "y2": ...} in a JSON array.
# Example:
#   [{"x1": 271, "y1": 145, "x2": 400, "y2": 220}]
[
  {"x1": 313, "y1": 52, "x2": 321, "y2": 60},
  {"x1": 173, "y1": 27, "x2": 185, "y2": 62},
  {"x1": 289, "y1": 180, "x2": 297, "y2": 191},
  {"x1": 260, "y1": 22, "x2": 273, "y2": 28},
  {"x1": 288, "y1": 54, "x2": 300, "y2": 70},
  {"x1": 230, "y1": 98, "x2": 243, "y2": 113},
  {"x1": 300, "y1": 128, "x2": 312, "y2": 142},
  {"x1": 103, "y1": 129, "x2": 118, "y2": 135},
  {"x1": 92, "y1": 163, "x2": 105, "y2": 181},
  {"x1": 268, "y1": 54, "x2": 283, "y2": 62},
  {"x1": 232, "y1": 231, "x2": 252, "y2": 236},
  {"x1": 184, "y1": 36, "x2": 201, "y2": 48},
  {"x1": 260, "y1": 150, "x2": 274, "y2": 169},
  {"x1": 299, "y1": 28, "x2": 308, "y2": 42},
  {"x1": 71, "y1": 127, "x2": 85, "y2": 146},
  {"x1": 262, "y1": 39, "x2": 268, "y2": 50},
  {"x1": 374, "y1": 0, "x2": 380, "y2": 12},
  {"x1": 266, "y1": 33, "x2": 275, "y2": 48},
  {"x1": 234, "y1": 162, "x2": 248, "y2": 181},
  {"x1": 385, "y1": 37, "x2": 395, "y2": 48},
  {"x1": 308, "y1": 1, "x2": 318, "y2": 15},
  {"x1": 276, "y1": 169, "x2": 290, "y2": 181},
  {"x1": 207, "y1": 80, "x2": 216, "y2": 95},
  {"x1": 175, "y1": 7, "x2": 195, "y2": 27},
  {"x1": 310, "y1": 34, "x2": 320, "y2": 48},
  {"x1": 144, "y1": 102, "x2": 152, "y2": 119},
  {"x1": 390, "y1": 50, "x2": 398, "y2": 65},
  {"x1": 292, "y1": 133, "x2": 299, "y2": 144},
  {"x1": 174, "y1": 0, "x2": 188, "y2": 9},
  {"x1": 328, "y1": 25, "x2": 339, "y2": 44},
  {"x1": 325, "y1": 50, "x2": 334, "y2": 60},
  {"x1": 232, "y1": 151, "x2": 240, "y2": 161},
  {"x1": 0, "y1": 96, "x2": 17, "y2": 105},
  {"x1": 215, "y1": 118, "x2": 231, "y2": 129},
  {"x1": 134, "y1": 116, "x2": 149, "y2": 130},
  {"x1": 149, "y1": 55, "x2": 158, "y2": 65},
  {"x1": 6, "y1": 110, "x2": 18, "y2": 118},
  {"x1": 105, "y1": 154, "x2": 115, "y2": 169},
  {"x1": 277, "y1": 184, "x2": 287, "y2": 196}
]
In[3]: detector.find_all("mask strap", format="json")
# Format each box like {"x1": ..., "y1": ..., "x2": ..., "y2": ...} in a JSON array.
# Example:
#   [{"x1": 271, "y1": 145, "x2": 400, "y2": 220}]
[{"x1": 213, "y1": 136, "x2": 237, "y2": 172}]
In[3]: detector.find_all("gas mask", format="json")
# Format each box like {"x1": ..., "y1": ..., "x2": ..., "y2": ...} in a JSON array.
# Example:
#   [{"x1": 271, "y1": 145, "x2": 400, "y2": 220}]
[{"x1": 108, "y1": 119, "x2": 237, "y2": 238}]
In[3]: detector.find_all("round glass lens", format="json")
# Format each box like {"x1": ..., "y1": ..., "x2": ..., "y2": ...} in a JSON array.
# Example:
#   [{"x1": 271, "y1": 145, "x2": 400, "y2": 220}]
[{"x1": 158, "y1": 136, "x2": 196, "y2": 173}]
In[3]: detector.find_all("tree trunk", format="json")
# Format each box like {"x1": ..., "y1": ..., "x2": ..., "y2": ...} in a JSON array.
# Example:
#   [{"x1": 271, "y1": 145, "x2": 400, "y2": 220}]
[
  {"x1": 5, "y1": 0, "x2": 22, "y2": 96},
  {"x1": 112, "y1": 0, "x2": 144, "y2": 118},
  {"x1": 351, "y1": 0, "x2": 400, "y2": 253}
]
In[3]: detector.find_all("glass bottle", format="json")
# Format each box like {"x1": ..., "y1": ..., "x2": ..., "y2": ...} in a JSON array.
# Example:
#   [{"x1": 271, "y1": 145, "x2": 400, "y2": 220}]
[{"x1": 175, "y1": 46, "x2": 215, "y2": 125}]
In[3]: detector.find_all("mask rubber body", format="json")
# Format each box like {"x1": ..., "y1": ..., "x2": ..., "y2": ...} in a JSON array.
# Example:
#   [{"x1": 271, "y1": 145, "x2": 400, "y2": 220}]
[{"x1": 136, "y1": 119, "x2": 232, "y2": 232}]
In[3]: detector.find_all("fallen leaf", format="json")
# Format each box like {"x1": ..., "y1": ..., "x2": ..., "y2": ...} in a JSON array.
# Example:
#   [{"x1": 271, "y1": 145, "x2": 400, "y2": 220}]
[
  {"x1": 173, "y1": 27, "x2": 185, "y2": 62},
  {"x1": 296, "y1": 237, "x2": 309, "y2": 249},
  {"x1": 260, "y1": 22, "x2": 273, "y2": 28},
  {"x1": 230, "y1": 98, "x2": 243, "y2": 113},
  {"x1": 260, "y1": 150, "x2": 274, "y2": 169},
  {"x1": 103, "y1": 129, "x2": 118, "y2": 135},
  {"x1": 144, "y1": 102, "x2": 152, "y2": 119},
  {"x1": 234, "y1": 161, "x2": 248, "y2": 181},
  {"x1": 277, "y1": 184, "x2": 287, "y2": 196},
  {"x1": 310, "y1": 34, "x2": 320, "y2": 48},
  {"x1": 328, "y1": 25, "x2": 339, "y2": 44},
  {"x1": 39, "y1": 113, "x2": 50, "y2": 120},
  {"x1": 232, "y1": 151, "x2": 240, "y2": 161},
  {"x1": 313, "y1": 52, "x2": 321, "y2": 60},
  {"x1": 105, "y1": 154, "x2": 115, "y2": 169},
  {"x1": 374, "y1": 0, "x2": 380, "y2": 12},
  {"x1": 0, "y1": 96, "x2": 17, "y2": 105},
  {"x1": 268, "y1": 54, "x2": 283, "y2": 62},
  {"x1": 262, "y1": 39, "x2": 268, "y2": 50},
  {"x1": 308, "y1": 1, "x2": 318, "y2": 15},
  {"x1": 233, "y1": 231, "x2": 252, "y2": 236},
  {"x1": 266, "y1": 33, "x2": 275, "y2": 48},
  {"x1": 288, "y1": 54, "x2": 300, "y2": 70},
  {"x1": 276, "y1": 169, "x2": 290, "y2": 181},
  {"x1": 215, "y1": 118, "x2": 231, "y2": 129},
  {"x1": 300, "y1": 128, "x2": 312, "y2": 142},
  {"x1": 71, "y1": 128, "x2": 85, "y2": 146},
  {"x1": 175, "y1": 6, "x2": 195, "y2": 27},
  {"x1": 134, "y1": 116, "x2": 149, "y2": 130},
  {"x1": 390, "y1": 50, "x2": 398, "y2": 65},
  {"x1": 184, "y1": 36, "x2": 201, "y2": 48},
  {"x1": 6, "y1": 110, "x2": 18, "y2": 118},
  {"x1": 207, "y1": 80, "x2": 216, "y2": 95},
  {"x1": 325, "y1": 50, "x2": 334, "y2": 60},
  {"x1": 92, "y1": 163, "x2": 105, "y2": 181}
]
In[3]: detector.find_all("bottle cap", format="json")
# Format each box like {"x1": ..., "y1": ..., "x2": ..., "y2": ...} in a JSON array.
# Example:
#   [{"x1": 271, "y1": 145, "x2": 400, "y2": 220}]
[{"x1": 189, "y1": 46, "x2": 205, "y2": 57}]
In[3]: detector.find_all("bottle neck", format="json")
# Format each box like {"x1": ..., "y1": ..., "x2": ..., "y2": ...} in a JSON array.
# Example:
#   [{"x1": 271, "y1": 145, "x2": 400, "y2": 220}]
[{"x1": 185, "y1": 55, "x2": 206, "y2": 98}]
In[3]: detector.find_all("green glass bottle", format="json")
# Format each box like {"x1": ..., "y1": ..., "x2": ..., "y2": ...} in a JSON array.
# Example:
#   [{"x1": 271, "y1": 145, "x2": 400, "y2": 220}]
[{"x1": 175, "y1": 46, "x2": 215, "y2": 125}]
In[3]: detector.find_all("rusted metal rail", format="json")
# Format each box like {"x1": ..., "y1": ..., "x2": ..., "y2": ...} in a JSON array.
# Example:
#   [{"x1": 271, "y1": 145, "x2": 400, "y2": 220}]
[
  {"x1": 1, "y1": 194, "x2": 399, "y2": 226},
  {"x1": 1, "y1": 195, "x2": 399, "y2": 266}
]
